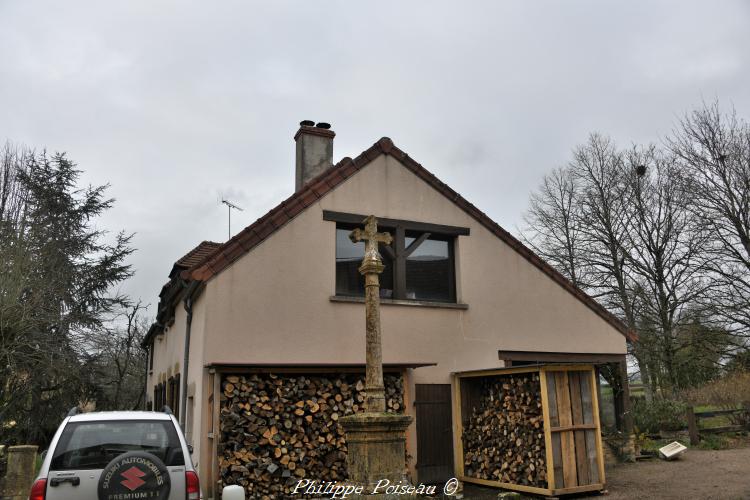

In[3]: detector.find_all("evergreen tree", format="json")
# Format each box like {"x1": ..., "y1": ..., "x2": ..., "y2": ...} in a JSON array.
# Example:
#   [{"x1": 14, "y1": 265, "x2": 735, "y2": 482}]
[{"x1": 0, "y1": 144, "x2": 134, "y2": 445}]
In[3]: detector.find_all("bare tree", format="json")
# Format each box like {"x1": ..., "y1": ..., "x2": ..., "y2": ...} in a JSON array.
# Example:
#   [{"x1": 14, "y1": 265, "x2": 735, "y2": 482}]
[
  {"x1": 85, "y1": 301, "x2": 150, "y2": 411},
  {"x1": 523, "y1": 166, "x2": 589, "y2": 288},
  {"x1": 571, "y1": 136, "x2": 637, "y2": 320},
  {"x1": 524, "y1": 135, "x2": 656, "y2": 394},
  {"x1": 523, "y1": 132, "x2": 717, "y2": 395},
  {"x1": 669, "y1": 101, "x2": 750, "y2": 354},
  {"x1": 620, "y1": 146, "x2": 712, "y2": 392},
  {"x1": 0, "y1": 141, "x2": 30, "y2": 224}
]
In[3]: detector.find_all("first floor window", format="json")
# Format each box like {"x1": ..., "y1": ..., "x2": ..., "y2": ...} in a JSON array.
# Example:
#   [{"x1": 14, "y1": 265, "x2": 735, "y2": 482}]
[
  {"x1": 330, "y1": 212, "x2": 466, "y2": 303},
  {"x1": 336, "y1": 227, "x2": 394, "y2": 297},
  {"x1": 404, "y1": 233, "x2": 453, "y2": 301}
]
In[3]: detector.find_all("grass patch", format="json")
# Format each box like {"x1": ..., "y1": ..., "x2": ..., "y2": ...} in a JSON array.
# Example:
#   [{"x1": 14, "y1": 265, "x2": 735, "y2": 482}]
[
  {"x1": 696, "y1": 434, "x2": 731, "y2": 450},
  {"x1": 693, "y1": 405, "x2": 745, "y2": 429},
  {"x1": 699, "y1": 414, "x2": 734, "y2": 428},
  {"x1": 638, "y1": 432, "x2": 747, "y2": 453},
  {"x1": 636, "y1": 432, "x2": 748, "y2": 453},
  {"x1": 639, "y1": 438, "x2": 670, "y2": 453}
]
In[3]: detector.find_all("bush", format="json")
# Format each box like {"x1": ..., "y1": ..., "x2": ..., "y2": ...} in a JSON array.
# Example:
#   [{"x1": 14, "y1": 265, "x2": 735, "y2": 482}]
[
  {"x1": 681, "y1": 371, "x2": 750, "y2": 409},
  {"x1": 681, "y1": 371, "x2": 750, "y2": 428},
  {"x1": 632, "y1": 398, "x2": 688, "y2": 434}
]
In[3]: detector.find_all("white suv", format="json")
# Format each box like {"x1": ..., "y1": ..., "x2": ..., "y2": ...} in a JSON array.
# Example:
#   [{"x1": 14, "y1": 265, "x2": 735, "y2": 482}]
[{"x1": 29, "y1": 408, "x2": 201, "y2": 500}]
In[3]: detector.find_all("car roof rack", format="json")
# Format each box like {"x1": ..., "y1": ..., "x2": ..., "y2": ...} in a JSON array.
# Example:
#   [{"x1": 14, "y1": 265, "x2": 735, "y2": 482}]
[
  {"x1": 161, "y1": 405, "x2": 173, "y2": 415},
  {"x1": 67, "y1": 407, "x2": 82, "y2": 417}
]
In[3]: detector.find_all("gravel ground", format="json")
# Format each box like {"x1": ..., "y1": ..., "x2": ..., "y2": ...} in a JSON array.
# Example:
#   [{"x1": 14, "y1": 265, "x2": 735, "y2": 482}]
[
  {"x1": 601, "y1": 447, "x2": 750, "y2": 500},
  {"x1": 460, "y1": 446, "x2": 750, "y2": 499}
]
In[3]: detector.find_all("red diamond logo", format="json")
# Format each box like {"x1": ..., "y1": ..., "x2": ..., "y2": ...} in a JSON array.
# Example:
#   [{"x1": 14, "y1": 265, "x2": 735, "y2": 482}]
[{"x1": 120, "y1": 466, "x2": 146, "y2": 491}]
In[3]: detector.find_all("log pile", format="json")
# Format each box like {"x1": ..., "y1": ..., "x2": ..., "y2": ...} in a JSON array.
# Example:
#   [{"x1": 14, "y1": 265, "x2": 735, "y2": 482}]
[
  {"x1": 219, "y1": 372, "x2": 404, "y2": 499},
  {"x1": 462, "y1": 373, "x2": 547, "y2": 487}
]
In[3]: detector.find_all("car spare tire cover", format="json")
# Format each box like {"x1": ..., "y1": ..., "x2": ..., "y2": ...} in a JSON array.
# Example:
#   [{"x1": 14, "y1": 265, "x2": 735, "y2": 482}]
[{"x1": 97, "y1": 451, "x2": 171, "y2": 500}]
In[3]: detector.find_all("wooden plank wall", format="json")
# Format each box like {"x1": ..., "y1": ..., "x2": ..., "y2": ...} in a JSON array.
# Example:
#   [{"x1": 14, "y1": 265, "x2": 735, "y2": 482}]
[
  {"x1": 543, "y1": 368, "x2": 603, "y2": 490},
  {"x1": 454, "y1": 365, "x2": 605, "y2": 497}
]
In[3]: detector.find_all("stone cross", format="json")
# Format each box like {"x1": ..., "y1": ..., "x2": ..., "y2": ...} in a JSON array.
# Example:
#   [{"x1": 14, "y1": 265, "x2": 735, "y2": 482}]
[
  {"x1": 341, "y1": 215, "x2": 413, "y2": 492},
  {"x1": 350, "y1": 215, "x2": 392, "y2": 413}
]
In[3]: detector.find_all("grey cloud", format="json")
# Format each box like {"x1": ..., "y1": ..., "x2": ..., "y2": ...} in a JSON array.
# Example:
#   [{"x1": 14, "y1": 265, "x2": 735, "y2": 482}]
[{"x1": 1, "y1": 0, "x2": 748, "y2": 309}]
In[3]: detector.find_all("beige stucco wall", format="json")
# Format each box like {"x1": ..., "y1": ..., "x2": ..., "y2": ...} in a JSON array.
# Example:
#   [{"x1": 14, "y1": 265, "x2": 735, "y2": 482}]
[
  {"x1": 185, "y1": 294, "x2": 207, "y2": 471},
  {"x1": 146, "y1": 294, "x2": 208, "y2": 476},
  {"x1": 200, "y1": 153, "x2": 626, "y2": 370},
  {"x1": 147, "y1": 305, "x2": 186, "y2": 402},
  {"x1": 188, "y1": 152, "x2": 626, "y2": 481}
]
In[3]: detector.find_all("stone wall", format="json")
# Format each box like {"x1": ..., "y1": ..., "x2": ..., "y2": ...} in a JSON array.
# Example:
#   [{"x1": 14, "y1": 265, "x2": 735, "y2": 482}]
[{"x1": 602, "y1": 433, "x2": 636, "y2": 465}]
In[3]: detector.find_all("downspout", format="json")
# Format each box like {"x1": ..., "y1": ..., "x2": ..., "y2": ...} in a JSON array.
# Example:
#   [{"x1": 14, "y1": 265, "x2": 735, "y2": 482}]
[
  {"x1": 143, "y1": 347, "x2": 150, "y2": 410},
  {"x1": 181, "y1": 280, "x2": 203, "y2": 430},
  {"x1": 181, "y1": 295, "x2": 193, "y2": 429}
]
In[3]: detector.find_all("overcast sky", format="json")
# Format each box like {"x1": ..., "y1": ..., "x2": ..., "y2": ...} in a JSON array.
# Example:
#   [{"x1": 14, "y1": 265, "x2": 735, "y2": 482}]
[{"x1": 2, "y1": 1, "x2": 749, "y2": 312}]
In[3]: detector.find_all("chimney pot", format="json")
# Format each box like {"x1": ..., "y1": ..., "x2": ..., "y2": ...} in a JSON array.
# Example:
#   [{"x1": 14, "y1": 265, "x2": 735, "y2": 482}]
[{"x1": 295, "y1": 121, "x2": 335, "y2": 191}]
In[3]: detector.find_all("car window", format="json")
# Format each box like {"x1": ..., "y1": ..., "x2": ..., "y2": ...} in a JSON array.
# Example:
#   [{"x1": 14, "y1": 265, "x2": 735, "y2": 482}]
[{"x1": 50, "y1": 420, "x2": 185, "y2": 470}]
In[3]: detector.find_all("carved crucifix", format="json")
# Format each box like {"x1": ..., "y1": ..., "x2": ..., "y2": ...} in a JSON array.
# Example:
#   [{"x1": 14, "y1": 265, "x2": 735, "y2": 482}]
[{"x1": 349, "y1": 215, "x2": 392, "y2": 413}]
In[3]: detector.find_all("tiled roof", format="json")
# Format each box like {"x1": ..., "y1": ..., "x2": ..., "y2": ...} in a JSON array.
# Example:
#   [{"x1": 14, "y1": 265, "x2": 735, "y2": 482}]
[
  {"x1": 183, "y1": 137, "x2": 635, "y2": 341},
  {"x1": 173, "y1": 241, "x2": 222, "y2": 271}
]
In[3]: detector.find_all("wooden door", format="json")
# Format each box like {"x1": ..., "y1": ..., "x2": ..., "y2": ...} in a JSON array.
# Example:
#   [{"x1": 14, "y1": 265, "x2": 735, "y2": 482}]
[{"x1": 415, "y1": 384, "x2": 454, "y2": 484}]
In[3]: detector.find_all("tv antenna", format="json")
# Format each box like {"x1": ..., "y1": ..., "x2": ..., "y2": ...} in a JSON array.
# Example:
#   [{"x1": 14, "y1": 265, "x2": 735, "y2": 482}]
[{"x1": 221, "y1": 199, "x2": 244, "y2": 239}]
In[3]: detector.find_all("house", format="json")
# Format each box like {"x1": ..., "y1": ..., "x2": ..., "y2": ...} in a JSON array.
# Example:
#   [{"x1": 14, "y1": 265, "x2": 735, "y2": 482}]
[{"x1": 143, "y1": 122, "x2": 633, "y2": 498}]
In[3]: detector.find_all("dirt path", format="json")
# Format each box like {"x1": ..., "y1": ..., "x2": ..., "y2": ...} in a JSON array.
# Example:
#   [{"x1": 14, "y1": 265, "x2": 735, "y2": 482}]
[
  {"x1": 601, "y1": 447, "x2": 750, "y2": 500},
  {"x1": 461, "y1": 447, "x2": 750, "y2": 499}
]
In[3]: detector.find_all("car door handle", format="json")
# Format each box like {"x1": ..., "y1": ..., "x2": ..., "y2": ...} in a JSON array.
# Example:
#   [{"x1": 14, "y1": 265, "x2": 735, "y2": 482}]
[{"x1": 50, "y1": 477, "x2": 81, "y2": 487}]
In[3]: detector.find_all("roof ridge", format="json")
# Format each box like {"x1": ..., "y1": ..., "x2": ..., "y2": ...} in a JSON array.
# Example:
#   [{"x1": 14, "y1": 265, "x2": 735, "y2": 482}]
[{"x1": 181, "y1": 137, "x2": 634, "y2": 341}]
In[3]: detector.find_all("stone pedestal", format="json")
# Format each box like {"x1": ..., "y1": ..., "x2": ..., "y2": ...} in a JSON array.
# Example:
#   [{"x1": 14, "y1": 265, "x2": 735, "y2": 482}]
[
  {"x1": 340, "y1": 413, "x2": 413, "y2": 492},
  {"x1": 0, "y1": 445, "x2": 38, "y2": 500}
]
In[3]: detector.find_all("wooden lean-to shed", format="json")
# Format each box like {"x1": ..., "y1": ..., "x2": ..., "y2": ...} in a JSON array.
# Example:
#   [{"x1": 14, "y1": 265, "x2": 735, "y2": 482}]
[{"x1": 453, "y1": 364, "x2": 606, "y2": 497}]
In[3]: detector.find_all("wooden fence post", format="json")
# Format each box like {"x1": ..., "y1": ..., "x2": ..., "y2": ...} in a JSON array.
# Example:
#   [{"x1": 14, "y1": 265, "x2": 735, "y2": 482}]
[{"x1": 686, "y1": 407, "x2": 699, "y2": 446}]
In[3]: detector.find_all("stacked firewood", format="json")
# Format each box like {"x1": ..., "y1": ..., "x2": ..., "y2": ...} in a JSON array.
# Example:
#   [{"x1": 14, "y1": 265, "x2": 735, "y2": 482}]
[
  {"x1": 219, "y1": 372, "x2": 404, "y2": 499},
  {"x1": 462, "y1": 373, "x2": 547, "y2": 487}
]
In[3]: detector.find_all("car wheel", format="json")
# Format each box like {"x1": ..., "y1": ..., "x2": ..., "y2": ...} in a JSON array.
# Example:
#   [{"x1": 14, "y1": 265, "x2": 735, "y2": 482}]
[{"x1": 97, "y1": 451, "x2": 171, "y2": 500}]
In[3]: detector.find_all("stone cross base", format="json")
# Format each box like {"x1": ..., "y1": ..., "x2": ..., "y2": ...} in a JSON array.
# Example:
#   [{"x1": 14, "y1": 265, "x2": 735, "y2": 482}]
[{"x1": 339, "y1": 413, "x2": 413, "y2": 494}]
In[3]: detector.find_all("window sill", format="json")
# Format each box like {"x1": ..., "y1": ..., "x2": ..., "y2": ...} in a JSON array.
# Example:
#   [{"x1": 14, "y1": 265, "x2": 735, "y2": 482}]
[{"x1": 330, "y1": 295, "x2": 468, "y2": 310}]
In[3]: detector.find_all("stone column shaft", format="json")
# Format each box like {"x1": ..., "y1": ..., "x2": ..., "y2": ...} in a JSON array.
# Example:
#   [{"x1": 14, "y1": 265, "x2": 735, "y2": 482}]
[{"x1": 364, "y1": 271, "x2": 385, "y2": 413}]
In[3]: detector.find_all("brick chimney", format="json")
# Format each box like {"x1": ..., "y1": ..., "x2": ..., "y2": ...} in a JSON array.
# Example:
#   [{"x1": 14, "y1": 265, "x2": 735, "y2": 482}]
[{"x1": 295, "y1": 120, "x2": 335, "y2": 191}]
